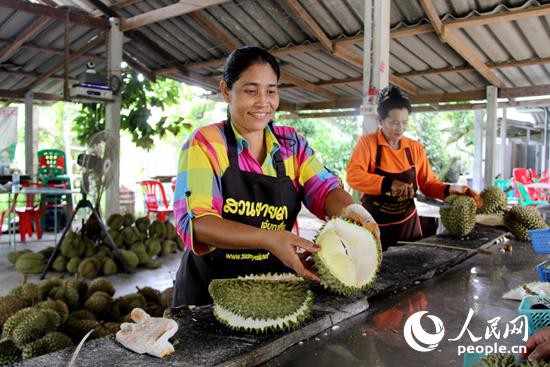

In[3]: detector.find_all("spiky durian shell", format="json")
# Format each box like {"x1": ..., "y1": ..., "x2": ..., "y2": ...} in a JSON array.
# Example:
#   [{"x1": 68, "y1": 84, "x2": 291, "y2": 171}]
[
  {"x1": 0, "y1": 340, "x2": 21, "y2": 365},
  {"x1": 503, "y1": 205, "x2": 548, "y2": 242},
  {"x1": 478, "y1": 186, "x2": 508, "y2": 214},
  {"x1": 209, "y1": 273, "x2": 313, "y2": 333},
  {"x1": 0, "y1": 296, "x2": 27, "y2": 330},
  {"x1": 312, "y1": 217, "x2": 382, "y2": 296},
  {"x1": 9, "y1": 283, "x2": 42, "y2": 307},
  {"x1": 440, "y1": 195, "x2": 477, "y2": 237},
  {"x1": 21, "y1": 332, "x2": 72, "y2": 360}
]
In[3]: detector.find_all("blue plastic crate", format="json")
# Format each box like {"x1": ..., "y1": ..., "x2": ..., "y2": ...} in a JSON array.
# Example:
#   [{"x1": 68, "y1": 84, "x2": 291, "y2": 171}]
[
  {"x1": 528, "y1": 228, "x2": 550, "y2": 254},
  {"x1": 536, "y1": 260, "x2": 550, "y2": 282},
  {"x1": 518, "y1": 295, "x2": 550, "y2": 335}
]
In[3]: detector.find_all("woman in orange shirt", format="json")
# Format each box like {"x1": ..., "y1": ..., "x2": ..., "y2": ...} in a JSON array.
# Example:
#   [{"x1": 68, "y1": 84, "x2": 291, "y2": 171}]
[{"x1": 347, "y1": 86, "x2": 481, "y2": 250}]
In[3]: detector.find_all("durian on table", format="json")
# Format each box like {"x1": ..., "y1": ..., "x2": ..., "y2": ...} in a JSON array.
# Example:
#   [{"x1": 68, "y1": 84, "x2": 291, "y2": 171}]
[
  {"x1": 440, "y1": 195, "x2": 477, "y2": 237},
  {"x1": 312, "y1": 217, "x2": 382, "y2": 296},
  {"x1": 209, "y1": 273, "x2": 313, "y2": 333}
]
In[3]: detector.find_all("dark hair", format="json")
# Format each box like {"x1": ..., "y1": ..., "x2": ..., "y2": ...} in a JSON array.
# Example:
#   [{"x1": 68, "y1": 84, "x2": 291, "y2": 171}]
[
  {"x1": 377, "y1": 86, "x2": 411, "y2": 119},
  {"x1": 223, "y1": 46, "x2": 280, "y2": 89}
]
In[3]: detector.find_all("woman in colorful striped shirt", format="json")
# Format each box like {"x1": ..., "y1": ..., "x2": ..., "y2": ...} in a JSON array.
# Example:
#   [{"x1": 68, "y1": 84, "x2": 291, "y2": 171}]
[{"x1": 172, "y1": 46, "x2": 378, "y2": 306}]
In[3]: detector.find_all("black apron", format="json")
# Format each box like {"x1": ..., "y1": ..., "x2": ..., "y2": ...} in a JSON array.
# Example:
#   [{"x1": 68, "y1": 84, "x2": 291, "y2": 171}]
[
  {"x1": 172, "y1": 121, "x2": 302, "y2": 306},
  {"x1": 362, "y1": 135, "x2": 422, "y2": 251}
]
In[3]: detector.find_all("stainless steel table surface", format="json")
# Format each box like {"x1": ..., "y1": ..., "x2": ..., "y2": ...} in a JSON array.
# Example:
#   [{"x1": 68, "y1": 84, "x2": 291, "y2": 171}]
[{"x1": 264, "y1": 240, "x2": 546, "y2": 367}]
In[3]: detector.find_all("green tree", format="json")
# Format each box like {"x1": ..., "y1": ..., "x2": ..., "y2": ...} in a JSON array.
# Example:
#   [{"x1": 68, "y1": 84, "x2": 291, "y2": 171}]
[{"x1": 72, "y1": 68, "x2": 191, "y2": 149}]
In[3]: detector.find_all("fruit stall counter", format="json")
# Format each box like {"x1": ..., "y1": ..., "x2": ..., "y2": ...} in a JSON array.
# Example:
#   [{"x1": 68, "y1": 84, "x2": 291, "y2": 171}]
[{"x1": 17, "y1": 225, "x2": 521, "y2": 367}]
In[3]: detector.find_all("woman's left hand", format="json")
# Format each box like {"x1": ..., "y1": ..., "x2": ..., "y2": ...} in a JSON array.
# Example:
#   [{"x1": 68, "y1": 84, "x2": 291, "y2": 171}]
[{"x1": 449, "y1": 184, "x2": 483, "y2": 208}]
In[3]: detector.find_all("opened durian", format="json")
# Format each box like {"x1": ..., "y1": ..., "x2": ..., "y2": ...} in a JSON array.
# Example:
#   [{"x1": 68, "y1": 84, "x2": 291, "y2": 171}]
[
  {"x1": 312, "y1": 217, "x2": 381, "y2": 296},
  {"x1": 209, "y1": 273, "x2": 313, "y2": 333},
  {"x1": 440, "y1": 195, "x2": 477, "y2": 237}
]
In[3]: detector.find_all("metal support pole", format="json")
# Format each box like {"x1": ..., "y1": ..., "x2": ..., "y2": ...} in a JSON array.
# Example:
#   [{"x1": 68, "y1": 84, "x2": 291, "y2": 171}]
[
  {"x1": 542, "y1": 108, "x2": 548, "y2": 174},
  {"x1": 499, "y1": 109, "x2": 507, "y2": 178},
  {"x1": 473, "y1": 110, "x2": 484, "y2": 191},
  {"x1": 484, "y1": 86, "x2": 498, "y2": 188},
  {"x1": 105, "y1": 17, "x2": 122, "y2": 217},
  {"x1": 361, "y1": 0, "x2": 389, "y2": 134},
  {"x1": 24, "y1": 92, "x2": 38, "y2": 177}
]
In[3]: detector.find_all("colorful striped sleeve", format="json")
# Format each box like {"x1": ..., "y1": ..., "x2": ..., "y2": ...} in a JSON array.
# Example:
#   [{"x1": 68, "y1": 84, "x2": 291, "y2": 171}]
[
  {"x1": 275, "y1": 126, "x2": 341, "y2": 220},
  {"x1": 173, "y1": 124, "x2": 225, "y2": 255}
]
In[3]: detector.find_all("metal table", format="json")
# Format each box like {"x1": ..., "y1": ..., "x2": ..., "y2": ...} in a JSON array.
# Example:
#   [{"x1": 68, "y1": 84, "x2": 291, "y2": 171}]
[{"x1": 4, "y1": 187, "x2": 77, "y2": 247}]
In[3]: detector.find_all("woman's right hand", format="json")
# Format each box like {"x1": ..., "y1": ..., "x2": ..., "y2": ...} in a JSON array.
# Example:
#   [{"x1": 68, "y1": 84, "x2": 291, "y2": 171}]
[
  {"x1": 521, "y1": 327, "x2": 550, "y2": 362},
  {"x1": 264, "y1": 231, "x2": 321, "y2": 282},
  {"x1": 391, "y1": 180, "x2": 415, "y2": 198}
]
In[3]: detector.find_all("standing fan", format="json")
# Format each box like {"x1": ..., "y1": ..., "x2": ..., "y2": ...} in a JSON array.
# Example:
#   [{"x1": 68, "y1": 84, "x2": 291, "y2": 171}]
[{"x1": 41, "y1": 130, "x2": 129, "y2": 279}]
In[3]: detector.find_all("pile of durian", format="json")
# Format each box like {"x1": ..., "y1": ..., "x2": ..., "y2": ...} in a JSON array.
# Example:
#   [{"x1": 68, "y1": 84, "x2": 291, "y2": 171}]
[
  {"x1": 476, "y1": 353, "x2": 550, "y2": 367},
  {"x1": 440, "y1": 186, "x2": 548, "y2": 241},
  {"x1": 208, "y1": 217, "x2": 382, "y2": 333},
  {"x1": 8, "y1": 213, "x2": 183, "y2": 279},
  {"x1": 0, "y1": 277, "x2": 173, "y2": 365}
]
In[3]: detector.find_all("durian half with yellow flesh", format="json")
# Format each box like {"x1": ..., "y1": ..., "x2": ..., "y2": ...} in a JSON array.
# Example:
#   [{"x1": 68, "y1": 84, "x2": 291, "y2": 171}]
[
  {"x1": 209, "y1": 273, "x2": 313, "y2": 333},
  {"x1": 313, "y1": 217, "x2": 382, "y2": 296}
]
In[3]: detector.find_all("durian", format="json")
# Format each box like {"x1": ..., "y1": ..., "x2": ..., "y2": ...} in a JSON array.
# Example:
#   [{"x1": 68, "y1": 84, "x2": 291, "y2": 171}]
[
  {"x1": 21, "y1": 331, "x2": 72, "y2": 360},
  {"x1": 0, "y1": 296, "x2": 27, "y2": 330},
  {"x1": 66, "y1": 257, "x2": 82, "y2": 274},
  {"x1": 149, "y1": 220, "x2": 166, "y2": 239},
  {"x1": 107, "y1": 213, "x2": 124, "y2": 231},
  {"x1": 209, "y1": 274, "x2": 313, "y2": 333},
  {"x1": 123, "y1": 213, "x2": 135, "y2": 227},
  {"x1": 78, "y1": 258, "x2": 102, "y2": 279},
  {"x1": 0, "y1": 340, "x2": 21, "y2": 364},
  {"x1": 119, "y1": 250, "x2": 139, "y2": 269},
  {"x1": 84, "y1": 291, "x2": 113, "y2": 318},
  {"x1": 440, "y1": 195, "x2": 477, "y2": 237},
  {"x1": 118, "y1": 293, "x2": 146, "y2": 315},
  {"x1": 478, "y1": 186, "x2": 508, "y2": 215},
  {"x1": 161, "y1": 240, "x2": 177, "y2": 256},
  {"x1": 9, "y1": 283, "x2": 41, "y2": 307},
  {"x1": 137, "y1": 287, "x2": 161, "y2": 305},
  {"x1": 7, "y1": 250, "x2": 31, "y2": 265},
  {"x1": 15, "y1": 252, "x2": 45, "y2": 274},
  {"x1": 312, "y1": 217, "x2": 382, "y2": 296},
  {"x1": 35, "y1": 299, "x2": 69, "y2": 323},
  {"x1": 145, "y1": 238, "x2": 161, "y2": 257},
  {"x1": 135, "y1": 217, "x2": 150, "y2": 233},
  {"x1": 52, "y1": 255, "x2": 68, "y2": 272},
  {"x1": 102, "y1": 258, "x2": 118, "y2": 275},
  {"x1": 88, "y1": 278, "x2": 115, "y2": 297},
  {"x1": 60, "y1": 232, "x2": 85, "y2": 258},
  {"x1": 164, "y1": 221, "x2": 177, "y2": 240},
  {"x1": 503, "y1": 206, "x2": 548, "y2": 242}
]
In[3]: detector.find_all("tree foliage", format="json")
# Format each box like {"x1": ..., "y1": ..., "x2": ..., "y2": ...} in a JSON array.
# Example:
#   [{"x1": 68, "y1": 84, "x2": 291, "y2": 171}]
[{"x1": 72, "y1": 68, "x2": 191, "y2": 149}]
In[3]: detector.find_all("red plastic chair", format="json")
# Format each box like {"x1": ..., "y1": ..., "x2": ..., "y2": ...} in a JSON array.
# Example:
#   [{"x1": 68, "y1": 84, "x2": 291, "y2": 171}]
[
  {"x1": 542, "y1": 170, "x2": 550, "y2": 180},
  {"x1": 530, "y1": 168, "x2": 539, "y2": 180},
  {"x1": 513, "y1": 168, "x2": 541, "y2": 200},
  {"x1": 140, "y1": 180, "x2": 172, "y2": 222},
  {"x1": 14, "y1": 182, "x2": 43, "y2": 242}
]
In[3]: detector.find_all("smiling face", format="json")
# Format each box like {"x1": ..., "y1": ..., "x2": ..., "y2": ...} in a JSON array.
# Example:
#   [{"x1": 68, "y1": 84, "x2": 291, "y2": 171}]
[
  {"x1": 220, "y1": 63, "x2": 279, "y2": 136},
  {"x1": 379, "y1": 108, "x2": 409, "y2": 143}
]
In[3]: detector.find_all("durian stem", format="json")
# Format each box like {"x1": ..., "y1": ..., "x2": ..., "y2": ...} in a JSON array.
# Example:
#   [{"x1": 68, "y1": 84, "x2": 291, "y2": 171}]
[{"x1": 22, "y1": 272, "x2": 27, "y2": 284}]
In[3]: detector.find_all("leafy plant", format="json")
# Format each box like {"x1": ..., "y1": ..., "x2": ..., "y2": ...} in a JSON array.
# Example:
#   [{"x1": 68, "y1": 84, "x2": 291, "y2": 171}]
[{"x1": 72, "y1": 68, "x2": 191, "y2": 149}]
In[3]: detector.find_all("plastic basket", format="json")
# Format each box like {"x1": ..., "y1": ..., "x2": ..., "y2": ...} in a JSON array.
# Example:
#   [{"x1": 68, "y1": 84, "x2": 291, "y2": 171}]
[
  {"x1": 536, "y1": 260, "x2": 550, "y2": 282},
  {"x1": 528, "y1": 228, "x2": 550, "y2": 254},
  {"x1": 518, "y1": 295, "x2": 550, "y2": 335}
]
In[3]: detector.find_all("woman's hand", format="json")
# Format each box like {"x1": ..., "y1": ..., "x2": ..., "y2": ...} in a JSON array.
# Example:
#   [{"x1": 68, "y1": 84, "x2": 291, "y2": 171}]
[
  {"x1": 391, "y1": 180, "x2": 415, "y2": 199},
  {"x1": 520, "y1": 327, "x2": 550, "y2": 362},
  {"x1": 264, "y1": 231, "x2": 320, "y2": 282},
  {"x1": 341, "y1": 203, "x2": 381, "y2": 243},
  {"x1": 449, "y1": 184, "x2": 483, "y2": 208}
]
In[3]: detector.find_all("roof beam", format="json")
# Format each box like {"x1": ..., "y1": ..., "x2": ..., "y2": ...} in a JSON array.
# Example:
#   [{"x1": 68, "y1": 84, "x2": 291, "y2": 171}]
[
  {"x1": 0, "y1": 38, "x2": 105, "y2": 62},
  {"x1": 0, "y1": 16, "x2": 50, "y2": 64},
  {"x1": 0, "y1": 0, "x2": 108, "y2": 29},
  {"x1": 446, "y1": 4, "x2": 550, "y2": 29},
  {"x1": 280, "y1": 71, "x2": 339, "y2": 100},
  {"x1": 0, "y1": 89, "x2": 62, "y2": 101},
  {"x1": 395, "y1": 56, "x2": 550, "y2": 78},
  {"x1": 22, "y1": 32, "x2": 107, "y2": 93},
  {"x1": 279, "y1": 84, "x2": 550, "y2": 111},
  {"x1": 284, "y1": 0, "x2": 333, "y2": 51},
  {"x1": 0, "y1": 69, "x2": 78, "y2": 83},
  {"x1": 188, "y1": 11, "x2": 238, "y2": 52},
  {"x1": 419, "y1": 0, "x2": 502, "y2": 87},
  {"x1": 91, "y1": 0, "x2": 141, "y2": 15},
  {"x1": 120, "y1": 0, "x2": 230, "y2": 31},
  {"x1": 123, "y1": 52, "x2": 155, "y2": 81}
]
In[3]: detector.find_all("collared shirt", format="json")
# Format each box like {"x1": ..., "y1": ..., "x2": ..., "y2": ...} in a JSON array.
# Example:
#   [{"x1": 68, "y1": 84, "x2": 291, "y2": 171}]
[
  {"x1": 347, "y1": 129, "x2": 447, "y2": 199},
  {"x1": 174, "y1": 121, "x2": 340, "y2": 255}
]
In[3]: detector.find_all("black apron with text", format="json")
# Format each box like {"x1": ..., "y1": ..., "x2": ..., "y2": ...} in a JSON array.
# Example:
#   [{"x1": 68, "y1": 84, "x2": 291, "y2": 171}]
[
  {"x1": 361, "y1": 136, "x2": 423, "y2": 251},
  {"x1": 172, "y1": 121, "x2": 301, "y2": 306}
]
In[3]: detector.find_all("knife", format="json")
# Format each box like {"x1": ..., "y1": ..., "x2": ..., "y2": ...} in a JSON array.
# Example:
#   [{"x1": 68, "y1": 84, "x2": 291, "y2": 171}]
[{"x1": 415, "y1": 192, "x2": 452, "y2": 208}]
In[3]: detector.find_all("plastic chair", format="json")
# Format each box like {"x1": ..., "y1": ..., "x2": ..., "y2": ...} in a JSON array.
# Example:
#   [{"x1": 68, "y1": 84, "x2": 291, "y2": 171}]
[
  {"x1": 530, "y1": 168, "x2": 540, "y2": 180},
  {"x1": 37, "y1": 149, "x2": 73, "y2": 214},
  {"x1": 494, "y1": 179, "x2": 515, "y2": 200},
  {"x1": 513, "y1": 168, "x2": 533, "y2": 184},
  {"x1": 140, "y1": 180, "x2": 173, "y2": 222},
  {"x1": 516, "y1": 182, "x2": 547, "y2": 206},
  {"x1": 14, "y1": 182, "x2": 43, "y2": 242}
]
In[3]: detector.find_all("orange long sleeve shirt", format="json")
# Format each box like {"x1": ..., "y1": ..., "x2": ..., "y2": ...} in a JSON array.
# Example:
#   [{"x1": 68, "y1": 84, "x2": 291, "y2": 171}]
[{"x1": 347, "y1": 129, "x2": 448, "y2": 199}]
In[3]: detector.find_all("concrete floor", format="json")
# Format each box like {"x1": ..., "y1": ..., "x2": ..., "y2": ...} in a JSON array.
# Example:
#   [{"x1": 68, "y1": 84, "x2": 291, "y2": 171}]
[{"x1": 0, "y1": 208, "x2": 325, "y2": 298}]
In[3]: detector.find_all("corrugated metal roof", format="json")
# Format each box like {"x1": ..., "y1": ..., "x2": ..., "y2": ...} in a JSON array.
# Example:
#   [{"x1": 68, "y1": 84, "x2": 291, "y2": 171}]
[{"x1": 0, "y1": 0, "x2": 549, "y2": 110}]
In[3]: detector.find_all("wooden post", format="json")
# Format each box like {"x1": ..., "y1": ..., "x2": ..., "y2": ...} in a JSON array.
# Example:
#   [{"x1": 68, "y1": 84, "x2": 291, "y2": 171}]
[
  {"x1": 105, "y1": 18, "x2": 122, "y2": 217},
  {"x1": 484, "y1": 86, "x2": 498, "y2": 188}
]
